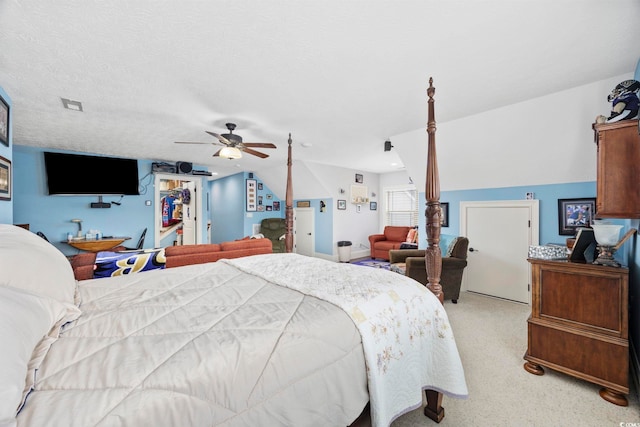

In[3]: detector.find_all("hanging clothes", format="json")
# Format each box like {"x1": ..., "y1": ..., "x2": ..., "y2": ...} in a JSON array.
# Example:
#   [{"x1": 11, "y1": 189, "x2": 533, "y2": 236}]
[{"x1": 162, "y1": 195, "x2": 178, "y2": 227}]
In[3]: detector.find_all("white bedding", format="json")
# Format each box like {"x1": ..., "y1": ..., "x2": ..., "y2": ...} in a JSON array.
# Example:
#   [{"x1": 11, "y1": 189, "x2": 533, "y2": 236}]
[
  {"x1": 16, "y1": 260, "x2": 369, "y2": 427},
  {"x1": 11, "y1": 248, "x2": 467, "y2": 427}
]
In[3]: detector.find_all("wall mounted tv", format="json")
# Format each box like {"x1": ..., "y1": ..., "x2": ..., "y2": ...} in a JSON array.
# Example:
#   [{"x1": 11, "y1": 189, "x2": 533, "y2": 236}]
[{"x1": 44, "y1": 152, "x2": 140, "y2": 195}]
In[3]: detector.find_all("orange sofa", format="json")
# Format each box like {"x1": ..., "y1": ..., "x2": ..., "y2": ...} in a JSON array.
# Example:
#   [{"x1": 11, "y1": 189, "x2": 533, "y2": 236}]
[
  {"x1": 368, "y1": 226, "x2": 414, "y2": 260},
  {"x1": 70, "y1": 238, "x2": 273, "y2": 280},
  {"x1": 164, "y1": 238, "x2": 272, "y2": 268}
]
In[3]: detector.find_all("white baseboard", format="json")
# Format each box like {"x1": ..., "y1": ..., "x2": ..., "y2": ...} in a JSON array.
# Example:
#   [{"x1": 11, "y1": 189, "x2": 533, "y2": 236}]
[{"x1": 350, "y1": 248, "x2": 370, "y2": 260}]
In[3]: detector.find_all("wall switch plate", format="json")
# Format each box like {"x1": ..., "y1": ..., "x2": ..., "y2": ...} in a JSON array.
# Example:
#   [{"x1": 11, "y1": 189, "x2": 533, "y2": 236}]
[{"x1": 145, "y1": 200, "x2": 152, "y2": 206}]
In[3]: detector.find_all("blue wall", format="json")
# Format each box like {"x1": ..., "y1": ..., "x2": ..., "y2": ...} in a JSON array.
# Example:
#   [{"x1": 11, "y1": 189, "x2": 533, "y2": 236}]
[
  {"x1": 209, "y1": 172, "x2": 285, "y2": 243},
  {"x1": 0, "y1": 86, "x2": 12, "y2": 223},
  {"x1": 13, "y1": 145, "x2": 208, "y2": 256},
  {"x1": 293, "y1": 198, "x2": 334, "y2": 255},
  {"x1": 417, "y1": 181, "x2": 597, "y2": 247},
  {"x1": 13, "y1": 146, "x2": 156, "y2": 256}
]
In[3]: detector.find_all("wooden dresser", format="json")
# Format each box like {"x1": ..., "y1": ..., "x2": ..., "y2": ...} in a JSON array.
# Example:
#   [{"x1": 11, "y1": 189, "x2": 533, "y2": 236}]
[{"x1": 524, "y1": 259, "x2": 629, "y2": 406}]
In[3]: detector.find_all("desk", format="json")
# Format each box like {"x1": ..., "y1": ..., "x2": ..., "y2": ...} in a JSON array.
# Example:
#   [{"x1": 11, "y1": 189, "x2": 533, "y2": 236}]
[{"x1": 65, "y1": 237, "x2": 131, "y2": 252}]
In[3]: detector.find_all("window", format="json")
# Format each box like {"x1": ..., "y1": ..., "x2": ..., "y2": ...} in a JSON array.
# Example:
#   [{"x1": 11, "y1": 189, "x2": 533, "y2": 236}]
[{"x1": 384, "y1": 186, "x2": 419, "y2": 227}]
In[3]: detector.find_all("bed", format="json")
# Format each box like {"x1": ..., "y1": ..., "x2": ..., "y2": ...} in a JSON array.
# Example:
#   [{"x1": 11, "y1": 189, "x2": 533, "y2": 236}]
[{"x1": 1, "y1": 79, "x2": 467, "y2": 427}]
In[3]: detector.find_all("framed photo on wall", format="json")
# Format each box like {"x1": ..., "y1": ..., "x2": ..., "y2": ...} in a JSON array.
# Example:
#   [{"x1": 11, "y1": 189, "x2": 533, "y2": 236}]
[
  {"x1": 0, "y1": 155, "x2": 11, "y2": 200},
  {"x1": 558, "y1": 197, "x2": 596, "y2": 235},
  {"x1": 0, "y1": 95, "x2": 9, "y2": 147},
  {"x1": 246, "y1": 179, "x2": 257, "y2": 211},
  {"x1": 355, "y1": 173, "x2": 363, "y2": 183},
  {"x1": 440, "y1": 202, "x2": 449, "y2": 227},
  {"x1": 370, "y1": 201, "x2": 377, "y2": 210},
  {"x1": 337, "y1": 199, "x2": 346, "y2": 210}
]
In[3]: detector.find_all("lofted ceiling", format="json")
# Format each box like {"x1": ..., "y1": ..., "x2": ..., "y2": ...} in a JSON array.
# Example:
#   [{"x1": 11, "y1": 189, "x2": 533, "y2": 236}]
[{"x1": 0, "y1": 1, "x2": 639, "y2": 180}]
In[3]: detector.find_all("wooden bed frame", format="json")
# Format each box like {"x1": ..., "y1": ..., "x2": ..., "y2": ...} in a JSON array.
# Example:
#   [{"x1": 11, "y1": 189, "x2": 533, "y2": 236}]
[{"x1": 281, "y1": 78, "x2": 446, "y2": 424}]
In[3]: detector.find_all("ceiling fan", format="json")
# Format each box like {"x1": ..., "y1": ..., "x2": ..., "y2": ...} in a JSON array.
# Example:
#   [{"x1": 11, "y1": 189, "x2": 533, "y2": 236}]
[{"x1": 175, "y1": 123, "x2": 276, "y2": 159}]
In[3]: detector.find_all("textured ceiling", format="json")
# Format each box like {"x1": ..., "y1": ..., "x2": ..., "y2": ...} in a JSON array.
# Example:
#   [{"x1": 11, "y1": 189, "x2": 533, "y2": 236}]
[{"x1": 0, "y1": 1, "x2": 639, "y2": 178}]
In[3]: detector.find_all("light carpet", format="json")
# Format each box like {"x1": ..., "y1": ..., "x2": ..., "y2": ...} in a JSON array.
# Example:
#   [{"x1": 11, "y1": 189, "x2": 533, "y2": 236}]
[{"x1": 391, "y1": 291, "x2": 639, "y2": 427}]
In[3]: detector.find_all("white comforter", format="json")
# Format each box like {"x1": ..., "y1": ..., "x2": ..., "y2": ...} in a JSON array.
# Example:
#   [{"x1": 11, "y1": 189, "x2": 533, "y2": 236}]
[
  {"x1": 225, "y1": 254, "x2": 468, "y2": 427},
  {"x1": 17, "y1": 253, "x2": 467, "y2": 427},
  {"x1": 17, "y1": 260, "x2": 368, "y2": 426}
]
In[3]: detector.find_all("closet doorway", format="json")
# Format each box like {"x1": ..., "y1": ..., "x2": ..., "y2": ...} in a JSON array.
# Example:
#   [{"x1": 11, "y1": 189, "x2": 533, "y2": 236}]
[{"x1": 153, "y1": 173, "x2": 203, "y2": 248}]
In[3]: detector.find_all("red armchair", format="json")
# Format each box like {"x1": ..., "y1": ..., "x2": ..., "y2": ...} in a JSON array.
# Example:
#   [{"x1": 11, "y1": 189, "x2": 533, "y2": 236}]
[{"x1": 368, "y1": 226, "x2": 414, "y2": 260}]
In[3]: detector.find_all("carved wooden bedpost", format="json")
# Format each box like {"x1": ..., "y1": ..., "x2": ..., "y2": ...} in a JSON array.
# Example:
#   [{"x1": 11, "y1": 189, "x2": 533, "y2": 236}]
[
  {"x1": 284, "y1": 133, "x2": 294, "y2": 253},
  {"x1": 424, "y1": 78, "x2": 444, "y2": 303}
]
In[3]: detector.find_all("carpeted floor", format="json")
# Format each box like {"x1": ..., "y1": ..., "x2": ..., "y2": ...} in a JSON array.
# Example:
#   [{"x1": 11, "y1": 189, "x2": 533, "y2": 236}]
[
  {"x1": 351, "y1": 258, "x2": 390, "y2": 270},
  {"x1": 390, "y1": 291, "x2": 640, "y2": 426}
]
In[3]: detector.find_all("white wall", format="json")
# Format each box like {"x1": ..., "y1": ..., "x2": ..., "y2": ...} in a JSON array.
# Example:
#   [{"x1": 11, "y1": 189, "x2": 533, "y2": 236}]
[{"x1": 392, "y1": 73, "x2": 632, "y2": 192}]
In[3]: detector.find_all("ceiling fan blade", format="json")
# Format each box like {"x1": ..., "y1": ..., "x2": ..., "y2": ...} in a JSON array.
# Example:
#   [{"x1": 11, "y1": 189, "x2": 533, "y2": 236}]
[
  {"x1": 205, "y1": 131, "x2": 231, "y2": 145},
  {"x1": 242, "y1": 142, "x2": 277, "y2": 149},
  {"x1": 242, "y1": 147, "x2": 270, "y2": 158},
  {"x1": 212, "y1": 149, "x2": 222, "y2": 157}
]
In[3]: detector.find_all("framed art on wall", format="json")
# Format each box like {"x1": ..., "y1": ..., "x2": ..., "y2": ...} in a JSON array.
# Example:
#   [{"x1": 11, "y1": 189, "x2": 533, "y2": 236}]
[
  {"x1": 440, "y1": 202, "x2": 449, "y2": 227},
  {"x1": 337, "y1": 199, "x2": 346, "y2": 210},
  {"x1": 0, "y1": 155, "x2": 11, "y2": 200},
  {"x1": 246, "y1": 179, "x2": 257, "y2": 211},
  {"x1": 355, "y1": 173, "x2": 363, "y2": 183},
  {"x1": 370, "y1": 201, "x2": 377, "y2": 210},
  {"x1": 558, "y1": 197, "x2": 596, "y2": 235},
  {"x1": 0, "y1": 95, "x2": 9, "y2": 147},
  {"x1": 296, "y1": 200, "x2": 310, "y2": 208}
]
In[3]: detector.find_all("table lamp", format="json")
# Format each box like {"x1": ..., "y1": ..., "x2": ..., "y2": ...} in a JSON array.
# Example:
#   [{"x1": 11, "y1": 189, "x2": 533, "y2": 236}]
[
  {"x1": 591, "y1": 221, "x2": 623, "y2": 267},
  {"x1": 71, "y1": 218, "x2": 83, "y2": 237}
]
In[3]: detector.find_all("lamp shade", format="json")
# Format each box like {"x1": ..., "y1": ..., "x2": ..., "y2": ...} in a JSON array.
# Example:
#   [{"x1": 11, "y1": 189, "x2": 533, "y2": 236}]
[
  {"x1": 591, "y1": 222, "x2": 623, "y2": 246},
  {"x1": 219, "y1": 146, "x2": 242, "y2": 159}
]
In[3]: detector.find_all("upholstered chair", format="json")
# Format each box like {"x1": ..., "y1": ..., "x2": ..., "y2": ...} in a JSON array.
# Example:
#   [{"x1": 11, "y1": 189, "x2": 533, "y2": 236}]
[
  {"x1": 260, "y1": 218, "x2": 287, "y2": 253},
  {"x1": 388, "y1": 236, "x2": 469, "y2": 303}
]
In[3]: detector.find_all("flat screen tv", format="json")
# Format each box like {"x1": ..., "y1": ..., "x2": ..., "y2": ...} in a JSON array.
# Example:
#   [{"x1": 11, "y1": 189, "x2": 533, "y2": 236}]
[{"x1": 44, "y1": 152, "x2": 140, "y2": 195}]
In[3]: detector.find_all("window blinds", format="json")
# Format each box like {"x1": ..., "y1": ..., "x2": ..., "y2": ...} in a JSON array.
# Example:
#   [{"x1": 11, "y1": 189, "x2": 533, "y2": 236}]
[{"x1": 385, "y1": 188, "x2": 419, "y2": 227}]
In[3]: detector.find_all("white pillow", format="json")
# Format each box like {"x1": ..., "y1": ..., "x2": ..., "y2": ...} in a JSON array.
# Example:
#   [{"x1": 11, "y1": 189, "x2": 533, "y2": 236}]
[
  {"x1": 0, "y1": 225, "x2": 77, "y2": 305},
  {"x1": 0, "y1": 286, "x2": 80, "y2": 424}
]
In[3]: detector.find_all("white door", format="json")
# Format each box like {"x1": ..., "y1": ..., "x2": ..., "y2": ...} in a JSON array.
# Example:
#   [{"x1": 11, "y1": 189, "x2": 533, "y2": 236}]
[
  {"x1": 461, "y1": 200, "x2": 539, "y2": 304},
  {"x1": 181, "y1": 181, "x2": 197, "y2": 245},
  {"x1": 294, "y1": 208, "x2": 314, "y2": 256}
]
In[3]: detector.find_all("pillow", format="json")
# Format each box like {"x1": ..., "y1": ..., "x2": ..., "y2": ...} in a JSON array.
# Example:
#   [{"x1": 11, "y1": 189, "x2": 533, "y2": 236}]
[
  {"x1": 0, "y1": 225, "x2": 77, "y2": 305},
  {"x1": 446, "y1": 237, "x2": 462, "y2": 257},
  {"x1": 439, "y1": 234, "x2": 456, "y2": 254},
  {"x1": 406, "y1": 228, "x2": 417, "y2": 243},
  {"x1": 0, "y1": 286, "x2": 80, "y2": 424},
  {"x1": 93, "y1": 249, "x2": 166, "y2": 278}
]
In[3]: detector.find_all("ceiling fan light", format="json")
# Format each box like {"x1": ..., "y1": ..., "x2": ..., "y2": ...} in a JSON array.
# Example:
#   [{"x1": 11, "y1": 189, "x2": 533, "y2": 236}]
[{"x1": 219, "y1": 146, "x2": 242, "y2": 159}]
